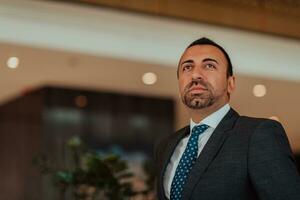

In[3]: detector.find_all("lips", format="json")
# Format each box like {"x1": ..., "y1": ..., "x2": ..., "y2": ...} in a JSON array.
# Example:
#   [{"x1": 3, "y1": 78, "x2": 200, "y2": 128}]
[
  {"x1": 184, "y1": 79, "x2": 209, "y2": 94},
  {"x1": 189, "y1": 86, "x2": 207, "y2": 92}
]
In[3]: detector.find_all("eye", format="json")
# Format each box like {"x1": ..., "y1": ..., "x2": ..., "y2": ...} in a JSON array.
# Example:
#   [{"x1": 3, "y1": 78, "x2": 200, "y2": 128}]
[
  {"x1": 204, "y1": 63, "x2": 216, "y2": 69},
  {"x1": 182, "y1": 65, "x2": 192, "y2": 72}
]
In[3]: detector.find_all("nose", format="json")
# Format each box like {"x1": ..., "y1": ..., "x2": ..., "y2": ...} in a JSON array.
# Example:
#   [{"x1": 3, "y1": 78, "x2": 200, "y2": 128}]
[{"x1": 191, "y1": 66, "x2": 204, "y2": 80}]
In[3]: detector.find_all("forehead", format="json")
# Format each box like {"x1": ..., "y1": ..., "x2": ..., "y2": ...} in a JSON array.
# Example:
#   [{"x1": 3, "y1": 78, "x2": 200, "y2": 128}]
[{"x1": 179, "y1": 45, "x2": 227, "y2": 64}]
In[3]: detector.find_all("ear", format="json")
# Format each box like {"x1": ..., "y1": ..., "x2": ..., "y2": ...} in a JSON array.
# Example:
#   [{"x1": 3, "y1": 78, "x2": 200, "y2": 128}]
[{"x1": 227, "y1": 75, "x2": 235, "y2": 95}]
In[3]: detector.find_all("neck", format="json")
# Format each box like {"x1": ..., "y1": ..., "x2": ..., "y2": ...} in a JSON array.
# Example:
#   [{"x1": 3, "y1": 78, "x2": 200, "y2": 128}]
[{"x1": 188, "y1": 102, "x2": 228, "y2": 123}]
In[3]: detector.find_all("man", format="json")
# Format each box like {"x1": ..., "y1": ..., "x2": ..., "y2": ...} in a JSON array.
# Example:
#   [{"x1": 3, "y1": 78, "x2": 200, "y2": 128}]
[{"x1": 154, "y1": 37, "x2": 300, "y2": 200}]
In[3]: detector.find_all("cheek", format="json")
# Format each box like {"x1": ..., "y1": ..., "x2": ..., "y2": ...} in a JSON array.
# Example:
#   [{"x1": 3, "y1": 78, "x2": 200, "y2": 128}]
[
  {"x1": 178, "y1": 78, "x2": 188, "y2": 91},
  {"x1": 208, "y1": 77, "x2": 227, "y2": 92}
]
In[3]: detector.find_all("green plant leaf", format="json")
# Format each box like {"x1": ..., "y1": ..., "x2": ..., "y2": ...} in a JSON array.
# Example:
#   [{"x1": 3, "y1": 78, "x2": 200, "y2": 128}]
[{"x1": 55, "y1": 170, "x2": 74, "y2": 184}]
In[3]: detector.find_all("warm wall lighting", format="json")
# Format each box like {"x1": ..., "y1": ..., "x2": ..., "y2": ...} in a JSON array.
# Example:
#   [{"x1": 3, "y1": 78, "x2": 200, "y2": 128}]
[
  {"x1": 253, "y1": 84, "x2": 266, "y2": 97},
  {"x1": 269, "y1": 116, "x2": 280, "y2": 122},
  {"x1": 7, "y1": 56, "x2": 19, "y2": 69},
  {"x1": 142, "y1": 72, "x2": 157, "y2": 85},
  {"x1": 75, "y1": 95, "x2": 88, "y2": 108}
]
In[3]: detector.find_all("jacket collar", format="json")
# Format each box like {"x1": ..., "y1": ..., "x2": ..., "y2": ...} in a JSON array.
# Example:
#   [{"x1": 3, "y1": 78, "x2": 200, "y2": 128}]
[
  {"x1": 182, "y1": 108, "x2": 240, "y2": 199},
  {"x1": 158, "y1": 108, "x2": 240, "y2": 199}
]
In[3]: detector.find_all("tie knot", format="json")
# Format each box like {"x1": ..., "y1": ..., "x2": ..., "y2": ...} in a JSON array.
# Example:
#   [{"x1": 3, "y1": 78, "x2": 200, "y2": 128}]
[{"x1": 191, "y1": 124, "x2": 209, "y2": 136}]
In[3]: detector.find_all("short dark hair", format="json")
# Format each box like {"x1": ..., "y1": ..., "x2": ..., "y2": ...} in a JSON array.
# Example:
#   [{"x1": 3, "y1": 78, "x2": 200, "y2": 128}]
[{"x1": 177, "y1": 37, "x2": 233, "y2": 78}]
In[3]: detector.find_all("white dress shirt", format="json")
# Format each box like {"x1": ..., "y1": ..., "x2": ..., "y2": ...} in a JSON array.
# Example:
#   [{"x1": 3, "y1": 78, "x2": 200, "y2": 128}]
[{"x1": 163, "y1": 104, "x2": 230, "y2": 199}]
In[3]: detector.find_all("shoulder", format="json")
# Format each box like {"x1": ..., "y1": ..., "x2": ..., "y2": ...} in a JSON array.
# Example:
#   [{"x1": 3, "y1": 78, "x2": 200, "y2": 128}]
[
  {"x1": 238, "y1": 115, "x2": 278, "y2": 125},
  {"x1": 240, "y1": 117, "x2": 293, "y2": 158},
  {"x1": 236, "y1": 115, "x2": 284, "y2": 134},
  {"x1": 246, "y1": 119, "x2": 300, "y2": 199},
  {"x1": 234, "y1": 116, "x2": 289, "y2": 147},
  {"x1": 248, "y1": 118, "x2": 289, "y2": 147},
  {"x1": 238, "y1": 116, "x2": 285, "y2": 134}
]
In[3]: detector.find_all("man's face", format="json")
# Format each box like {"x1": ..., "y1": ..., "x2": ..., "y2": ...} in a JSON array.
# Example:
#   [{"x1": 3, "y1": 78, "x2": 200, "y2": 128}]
[{"x1": 178, "y1": 45, "x2": 235, "y2": 110}]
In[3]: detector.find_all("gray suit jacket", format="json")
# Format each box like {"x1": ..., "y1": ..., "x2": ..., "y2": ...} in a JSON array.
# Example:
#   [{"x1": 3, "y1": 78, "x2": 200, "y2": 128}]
[{"x1": 154, "y1": 109, "x2": 300, "y2": 200}]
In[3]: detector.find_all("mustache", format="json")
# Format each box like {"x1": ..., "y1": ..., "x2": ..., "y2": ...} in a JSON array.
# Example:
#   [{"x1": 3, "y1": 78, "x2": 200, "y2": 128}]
[{"x1": 184, "y1": 78, "x2": 208, "y2": 91}]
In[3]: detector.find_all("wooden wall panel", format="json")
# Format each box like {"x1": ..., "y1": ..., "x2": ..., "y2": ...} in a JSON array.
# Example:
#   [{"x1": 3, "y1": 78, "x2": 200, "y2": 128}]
[{"x1": 62, "y1": 0, "x2": 300, "y2": 39}]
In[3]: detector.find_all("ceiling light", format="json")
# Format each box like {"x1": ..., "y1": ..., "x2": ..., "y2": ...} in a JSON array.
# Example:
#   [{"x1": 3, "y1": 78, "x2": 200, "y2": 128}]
[
  {"x1": 253, "y1": 84, "x2": 266, "y2": 97},
  {"x1": 142, "y1": 72, "x2": 157, "y2": 85},
  {"x1": 7, "y1": 57, "x2": 19, "y2": 69}
]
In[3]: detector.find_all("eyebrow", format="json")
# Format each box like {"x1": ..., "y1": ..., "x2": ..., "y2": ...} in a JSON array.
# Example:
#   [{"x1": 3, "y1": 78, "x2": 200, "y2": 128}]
[
  {"x1": 180, "y1": 59, "x2": 194, "y2": 65},
  {"x1": 203, "y1": 58, "x2": 219, "y2": 64},
  {"x1": 180, "y1": 58, "x2": 219, "y2": 66}
]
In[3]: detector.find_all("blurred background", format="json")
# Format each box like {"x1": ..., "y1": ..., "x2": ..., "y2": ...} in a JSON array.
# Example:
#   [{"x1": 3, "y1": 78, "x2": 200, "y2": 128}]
[{"x1": 0, "y1": 0, "x2": 300, "y2": 199}]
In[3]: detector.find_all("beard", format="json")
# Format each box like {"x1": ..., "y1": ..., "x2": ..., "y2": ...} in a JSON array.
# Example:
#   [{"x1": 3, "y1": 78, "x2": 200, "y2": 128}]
[{"x1": 181, "y1": 79, "x2": 217, "y2": 109}]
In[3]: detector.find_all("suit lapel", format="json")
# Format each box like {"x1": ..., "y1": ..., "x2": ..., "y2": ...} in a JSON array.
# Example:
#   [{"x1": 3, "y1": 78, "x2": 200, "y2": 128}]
[
  {"x1": 158, "y1": 126, "x2": 189, "y2": 199},
  {"x1": 182, "y1": 108, "x2": 240, "y2": 199}
]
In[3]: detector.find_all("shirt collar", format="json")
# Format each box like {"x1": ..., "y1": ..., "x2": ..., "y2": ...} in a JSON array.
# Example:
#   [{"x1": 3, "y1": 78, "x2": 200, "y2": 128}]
[{"x1": 190, "y1": 103, "x2": 230, "y2": 132}]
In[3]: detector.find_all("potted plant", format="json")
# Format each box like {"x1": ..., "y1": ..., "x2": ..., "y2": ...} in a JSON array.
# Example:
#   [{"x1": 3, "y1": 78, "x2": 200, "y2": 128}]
[{"x1": 33, "y1": 136, "x2": 152, "y2": 200}]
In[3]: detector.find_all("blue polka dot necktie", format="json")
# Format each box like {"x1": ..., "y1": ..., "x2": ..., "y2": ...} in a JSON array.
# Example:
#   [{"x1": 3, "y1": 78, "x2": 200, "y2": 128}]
[{"x1": 170, "y1": 124, "x2": 209, "y2": 200}]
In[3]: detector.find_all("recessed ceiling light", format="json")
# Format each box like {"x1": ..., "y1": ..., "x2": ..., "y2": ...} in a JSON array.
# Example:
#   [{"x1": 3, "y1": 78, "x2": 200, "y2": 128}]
[
  {"x1": 142, "y1": 72, "x2": 157, "y2": 85},
  {"x1": 7, "y1": 56, "x2": 19, "y2": 69},
  {"x1": 253, "y1": 84, "x2": 266, "y2": 97}
]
